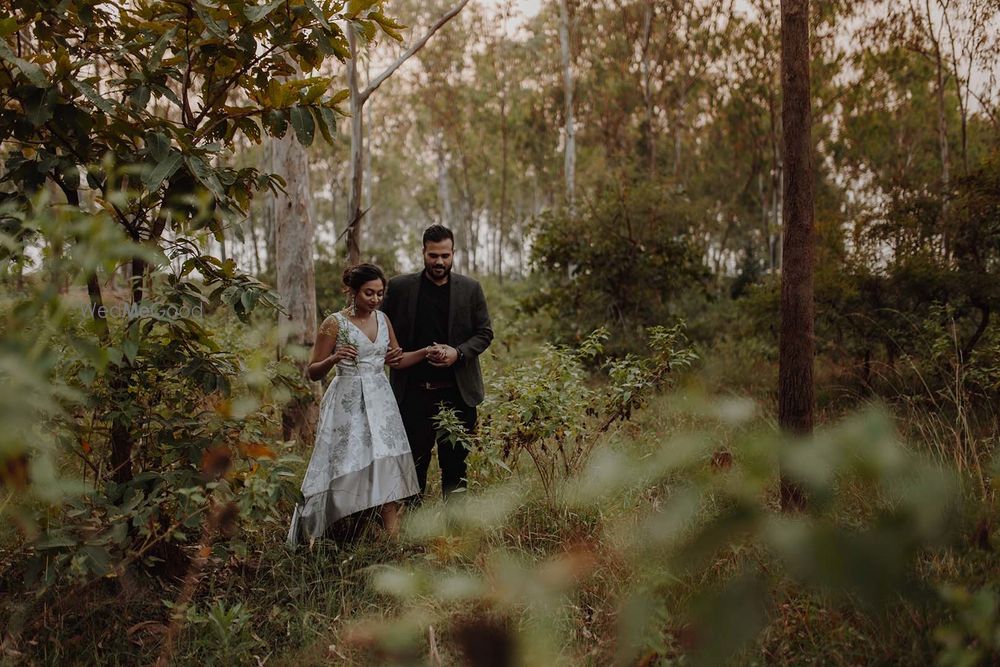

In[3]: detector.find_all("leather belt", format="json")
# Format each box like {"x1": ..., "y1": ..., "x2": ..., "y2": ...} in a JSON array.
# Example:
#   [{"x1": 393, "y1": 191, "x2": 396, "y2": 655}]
[{"x1": 417, "y1": 380, "x2": 455, "y2": 391}]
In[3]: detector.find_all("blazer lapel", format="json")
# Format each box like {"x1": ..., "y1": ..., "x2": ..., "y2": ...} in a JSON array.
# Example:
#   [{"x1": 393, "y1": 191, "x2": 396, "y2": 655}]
[
  {"x1": 447, "y1": 273, "x2": 460, "y2": 344},
  {"x1": 406, "y1": 272, "x2": 420, "y2": 340}
]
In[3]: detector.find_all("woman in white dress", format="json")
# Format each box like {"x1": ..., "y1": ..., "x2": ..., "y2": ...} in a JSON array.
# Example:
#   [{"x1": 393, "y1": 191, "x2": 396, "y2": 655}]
[{"x1": 287, "y1": 264, "x2": 430, "y2": 544}]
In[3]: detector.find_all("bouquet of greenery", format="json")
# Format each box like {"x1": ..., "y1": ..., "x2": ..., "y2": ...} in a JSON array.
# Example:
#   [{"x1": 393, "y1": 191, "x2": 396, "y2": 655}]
[{"x1": 335, "y1": 317, "x2": 359, "y2": 368}]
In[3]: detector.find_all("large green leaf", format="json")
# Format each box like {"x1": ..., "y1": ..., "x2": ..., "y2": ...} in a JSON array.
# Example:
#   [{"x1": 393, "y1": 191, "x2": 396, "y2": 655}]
[
  {"x1": 143, "y1": 150, "x2": 183, "y2": 191},
  {"x1": 234, "y1": 116, "x2": 262, "y2": 144},
  {"x1": 0, "y1": 39, "x2": 47, "y2": 87},
  {"x1": 245, "y1": 0, "x2": 284, "y2": 23},
  {"x1": 346, "y1": 0, "x2": 380, "y2": 18},
  {"x1": 370, "y1": 11, "x2": 406, "y2": 42},
  {"x1": 24, "y1": 87, "x2": 57, "y2": 127},
  {"x1": 302, "y1": 78, "x2": 332, "y2": 104},
  {"x1": 263, "y1": 108, "x2": 289, "y2": 137},
  {"x1": 148, "y1": 26, "x2": 179, "y2": 70},
  {"x1": 0, "y1": 17, "x2": 18, "y2": 38},
  {"x1": 315, "y1": 106, "x2": 337, "y2": 145},
  {"x1": 72, "y1": 79, "x2": 115, "y2": 114},
  {"x1": 194, "y1": 5, "x2": 230, "y2": 38},
  {"x1": 289, "y1": 105, "x2": 315, "y2": 146},
  {"x1": 303, "y1": 0, "x2": 331, "y2": 29},
  {"x1": 146, "y1": 132, "x2": 171, "y2": 162},
  {"x1": 185, "y1": 154, "x2": 225, "y2": 197}
]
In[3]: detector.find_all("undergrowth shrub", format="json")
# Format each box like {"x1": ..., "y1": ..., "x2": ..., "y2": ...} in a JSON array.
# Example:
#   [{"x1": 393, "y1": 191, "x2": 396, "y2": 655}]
[{"x1": 436, "y1": 324, "x2": 698, "y2": 499}]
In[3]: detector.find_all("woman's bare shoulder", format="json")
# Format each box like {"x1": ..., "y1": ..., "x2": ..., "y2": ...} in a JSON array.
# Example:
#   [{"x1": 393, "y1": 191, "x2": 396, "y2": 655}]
[{"x1": 318, "y1": 313, "x2": 342, "y2": 338}]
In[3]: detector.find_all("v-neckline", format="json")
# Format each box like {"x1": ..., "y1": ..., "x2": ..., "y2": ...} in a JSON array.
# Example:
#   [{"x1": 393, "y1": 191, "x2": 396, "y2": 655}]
[{"x1": 343, "y1": 311, "x2": 379, "y2": 345}]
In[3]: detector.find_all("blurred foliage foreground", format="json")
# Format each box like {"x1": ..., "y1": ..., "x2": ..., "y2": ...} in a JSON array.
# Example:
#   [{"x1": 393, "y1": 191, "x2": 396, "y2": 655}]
[{"x1": 1, "y1": 215, "x2": 999, "y2": 665}]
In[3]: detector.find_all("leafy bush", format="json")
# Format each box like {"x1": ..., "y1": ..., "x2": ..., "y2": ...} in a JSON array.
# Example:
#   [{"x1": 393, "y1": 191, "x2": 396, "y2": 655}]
[
  {"x1": 1, "y1": 205, "x2": 305, "y2": 613},
  {"x1": 437, "y1": 324, "x2": 698, "y2": 500},
  {"x1": 366, "y1": 403, "x2": 963, "y2": 665},
  {"x1": 524, "y1": 182, "x2": 709, "y2": 353}
]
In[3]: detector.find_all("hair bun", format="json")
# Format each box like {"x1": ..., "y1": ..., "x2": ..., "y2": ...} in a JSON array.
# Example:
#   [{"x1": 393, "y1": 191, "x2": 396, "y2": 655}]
[{"x1": 342, "y1": 263, "x2": 387, "y2": 292}]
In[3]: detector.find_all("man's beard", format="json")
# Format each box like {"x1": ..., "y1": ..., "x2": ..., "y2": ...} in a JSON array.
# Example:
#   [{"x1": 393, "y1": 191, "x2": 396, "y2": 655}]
[{"x1": 426, "y1": 263, "x2": 451, "y2": 278}]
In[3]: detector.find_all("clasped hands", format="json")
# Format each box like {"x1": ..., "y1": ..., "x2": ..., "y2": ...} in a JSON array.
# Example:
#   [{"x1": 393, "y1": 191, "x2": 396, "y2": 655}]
[{"x1": 383, "y1": 342, "x2": 457, "y2": 368}]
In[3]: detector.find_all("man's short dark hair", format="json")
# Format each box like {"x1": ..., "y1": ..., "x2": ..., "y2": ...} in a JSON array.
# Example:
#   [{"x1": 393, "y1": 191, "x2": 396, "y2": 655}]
[{"x1": 422, "y1": 224, "x2": 454, "y2": 247}]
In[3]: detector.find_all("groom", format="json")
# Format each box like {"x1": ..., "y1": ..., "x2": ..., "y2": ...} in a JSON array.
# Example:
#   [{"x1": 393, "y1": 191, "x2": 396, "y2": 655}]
[{"x1": 381, "y1": 224, "x2": 493, "y2": 499}]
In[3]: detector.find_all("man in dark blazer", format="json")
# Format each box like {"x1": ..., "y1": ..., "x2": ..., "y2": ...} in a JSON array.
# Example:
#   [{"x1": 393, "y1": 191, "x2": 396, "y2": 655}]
[{"x1": 380, "y1": 224, "x2": 494, "y2": 498}]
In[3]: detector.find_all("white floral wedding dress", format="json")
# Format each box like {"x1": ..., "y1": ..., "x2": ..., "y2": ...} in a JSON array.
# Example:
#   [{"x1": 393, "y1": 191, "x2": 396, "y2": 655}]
[{"x1": 287, "y1": 310, "x2": 419, "y2": 544}]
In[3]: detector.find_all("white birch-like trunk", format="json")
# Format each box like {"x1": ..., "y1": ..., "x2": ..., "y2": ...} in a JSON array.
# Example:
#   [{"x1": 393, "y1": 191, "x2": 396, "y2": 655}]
[
  {"x1": 557, "y1": 0, "x2": 576, "y2": 214},
  {"x1": 436, "y1": 129, "x2": 453, "y2": 228},
  {"x1": 364, "y1": 57, "x2": 374, "y2": 237},
  {"x1": 272, "y1": 119, "x2": 319, "y2": 443}
]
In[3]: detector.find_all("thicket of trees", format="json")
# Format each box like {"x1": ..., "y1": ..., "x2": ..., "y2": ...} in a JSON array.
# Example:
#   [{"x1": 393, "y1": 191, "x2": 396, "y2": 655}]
[{"x1": 295, "y1": 1, "x2": 1000, "y2": 369}]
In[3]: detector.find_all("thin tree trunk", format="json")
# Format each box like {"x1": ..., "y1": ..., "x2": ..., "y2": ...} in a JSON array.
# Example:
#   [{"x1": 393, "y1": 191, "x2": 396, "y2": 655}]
[
  {"x1": 436, "y1": 129, "x2": 453, "y2": 228},
  {"x1": 941, "y1": 7, "x2": 969, "y2": 174},
  {"x1": 768, "y1": 91, "x2": 781, "y2": 273},
  {"x1": 778, "y1": 0, "x2": 815, "y2": 513},
  {"x1": 498, "y1": 89, "x2": 508, "y2": 283},
  {"x1": 346, "y1": 26, "x2": 365, "y2": 265},
  {"x1": 640, "y1": 0, "x2": 656, "y2": 177},
  {"x1": 672, "y1": 88, "x2": 686, "y2": 178},
  {"x1": 557, "y1": 0, "x2": 576, "y2": 213},
  {"x1": 248, "y1": 212, "x2": 262, "y2": 276},
  {"x1": 364, "y1": 56, "x2": 374, "y2": 237},
  {"x1": 272, "y1": 117, "x2": 320, "y2": 446},
  {"x1": 932, "y1": 30, "x2": 952, "y2": 258}
]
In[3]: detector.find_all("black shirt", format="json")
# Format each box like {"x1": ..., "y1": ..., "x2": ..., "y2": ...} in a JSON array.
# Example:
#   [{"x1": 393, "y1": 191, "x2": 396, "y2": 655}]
[{"x1": 411, "y1": 271, "x2": 454, "y2": 384}]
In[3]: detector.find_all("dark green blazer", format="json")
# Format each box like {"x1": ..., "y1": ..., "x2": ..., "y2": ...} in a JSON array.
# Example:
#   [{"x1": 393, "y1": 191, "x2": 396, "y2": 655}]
[{"x1": 380, "y1": 271, "x2": 494, "y2": 407}]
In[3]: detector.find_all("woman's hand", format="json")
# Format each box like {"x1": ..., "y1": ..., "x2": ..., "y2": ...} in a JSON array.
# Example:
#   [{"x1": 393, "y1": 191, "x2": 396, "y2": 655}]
[
  {"x1": 385, "y1": 346, "x2": 404, "y2": 367},
  {"x1": 329, "y1": 344, "x2": 358, "y2": 364}
]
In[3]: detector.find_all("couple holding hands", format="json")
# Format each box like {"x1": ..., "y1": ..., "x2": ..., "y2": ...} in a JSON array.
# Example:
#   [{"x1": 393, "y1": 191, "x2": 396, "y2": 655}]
[{"x1": 287, "y1": 225, "x2": 493, "y2": 544}]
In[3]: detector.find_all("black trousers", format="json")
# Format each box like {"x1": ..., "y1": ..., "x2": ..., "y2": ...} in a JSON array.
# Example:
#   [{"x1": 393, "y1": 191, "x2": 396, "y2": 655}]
[{"x1": 399, "y1": 385, "x2": 477, "y2": 498}]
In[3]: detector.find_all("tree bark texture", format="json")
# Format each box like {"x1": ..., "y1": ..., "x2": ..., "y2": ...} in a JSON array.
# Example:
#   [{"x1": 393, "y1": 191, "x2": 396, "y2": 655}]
[
  {"x1": 557, "y1": 0, "x2": 576, "y2": 214},
  {"x1": 778, "y1": 0, "x2": 815, "y2": 512},
  {"x1": 272, "y1": 127, "x2": 320, "y2": 446}
]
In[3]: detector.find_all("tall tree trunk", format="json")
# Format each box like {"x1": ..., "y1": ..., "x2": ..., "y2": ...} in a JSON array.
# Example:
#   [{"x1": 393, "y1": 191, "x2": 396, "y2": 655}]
[
  {"x1": 933, "y1": 33, "x2": 952, "y2": 259},
  {"x1": 63, "y1": 183, "x2": 132, "y2": 483},
  {"x1": 557, "y1": 0, "x2": 576, "y2": 213},
  {"x1": 778, "y1": 0, "x2": 815, "y2": 512},
  {"x1": 248, "y1": 211, "x2": 262, "y2": 276},
  {"x1": 672, "y1": 91, "x2": 685, "y2": 178},
  {"x1": 768, "y1": 91, "x2": 782, "y2": 273},
  {"x1": 364, "y1": 56, "x2": 375, "y2": 237},
  {"x1": 264, "y1": 184, "x2": 276, "y2": 278},
  {"x1": 640, "y1": 0, "x2": 656, "y2": 177},
  {"x1": 436, "y1": 129, "x2": 453, "y2": 228},
  {"x1": 272, "y1": 126, "x2": 320, "y2": 446},
  {"x1": 498, "y1": 89, "x2": 509, "y2": 283},
  {"x1": 346, "y1": 26, "x2": 365, "y2": 266}
]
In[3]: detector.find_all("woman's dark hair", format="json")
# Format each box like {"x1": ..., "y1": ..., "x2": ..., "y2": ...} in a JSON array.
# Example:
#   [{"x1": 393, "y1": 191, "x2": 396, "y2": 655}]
[
  {"x1": 422, "y1": 224, "x2": 454, "y2": 247},
  {"x1": 342, "y1": 263, "x2": 386, "y2": 292}
]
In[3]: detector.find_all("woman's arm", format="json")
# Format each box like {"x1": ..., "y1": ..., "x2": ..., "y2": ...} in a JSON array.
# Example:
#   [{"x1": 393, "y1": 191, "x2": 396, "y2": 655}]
[
  {"x1": 307, "y1": 316, "x2": 357, "y2": 381},
  {"x1": 386, "y1": 316, "x2": 430, "y2": 370}
]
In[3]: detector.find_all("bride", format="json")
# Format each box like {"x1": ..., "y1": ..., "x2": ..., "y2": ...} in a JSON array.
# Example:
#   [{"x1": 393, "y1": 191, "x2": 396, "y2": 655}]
[{"x1": 287, "y1": 263, "x2": 430, "y2": 544}]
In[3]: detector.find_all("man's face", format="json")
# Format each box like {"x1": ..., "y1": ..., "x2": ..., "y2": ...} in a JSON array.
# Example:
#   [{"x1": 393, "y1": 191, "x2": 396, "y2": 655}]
[{"x1": 423, "y1": 239, "x2": 454, "y2": 280}]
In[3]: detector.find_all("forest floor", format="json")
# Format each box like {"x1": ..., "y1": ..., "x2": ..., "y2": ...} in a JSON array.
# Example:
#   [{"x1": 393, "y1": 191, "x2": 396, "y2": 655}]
[{"x1": 3, "y1": 373, "x2": 997, "y2": 666}]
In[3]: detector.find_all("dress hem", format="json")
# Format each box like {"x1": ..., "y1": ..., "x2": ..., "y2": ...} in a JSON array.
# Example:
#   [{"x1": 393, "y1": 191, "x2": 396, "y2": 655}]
[{"x1": 287, "y1": 452, "x2": 419, "y2": 545}]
